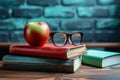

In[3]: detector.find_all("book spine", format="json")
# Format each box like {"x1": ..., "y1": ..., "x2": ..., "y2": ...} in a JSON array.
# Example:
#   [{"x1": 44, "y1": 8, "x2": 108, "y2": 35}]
[{"x1": 9, "y1": 46, "x2": 67, "y2": 59}]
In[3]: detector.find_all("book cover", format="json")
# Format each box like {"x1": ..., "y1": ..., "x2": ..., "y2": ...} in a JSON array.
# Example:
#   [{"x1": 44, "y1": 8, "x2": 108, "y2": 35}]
[
  {"x1": 82, "y1": 49, "x2": 120, "y2": 68},
  {"x1": 9, "y1": 43, "x2": 87, "y2": 59},
  {"x1": 2, "y1": 55, "x2": 82, "y2": 73}
]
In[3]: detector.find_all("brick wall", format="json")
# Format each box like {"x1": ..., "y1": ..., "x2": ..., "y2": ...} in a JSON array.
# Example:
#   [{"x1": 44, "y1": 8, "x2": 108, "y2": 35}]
[{"x1": 0, "y1": 0, "x2": 120, "y2": 43}]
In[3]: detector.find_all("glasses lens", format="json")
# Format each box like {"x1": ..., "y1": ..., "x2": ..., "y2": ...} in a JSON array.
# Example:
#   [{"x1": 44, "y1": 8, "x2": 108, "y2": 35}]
[
  {"x1": 53, "y1": 33, "x2": 67, "y2": 47},
  {"x1": 71, "y1": 33, "x2": 82, "y2": 45}
]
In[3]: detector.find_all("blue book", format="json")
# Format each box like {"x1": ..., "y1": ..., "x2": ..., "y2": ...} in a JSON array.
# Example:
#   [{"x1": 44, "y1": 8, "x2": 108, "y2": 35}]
[
  {"x1": 82, "y1": 50, "x2": 120, "y2": 68},
  {"x1": 2, "y1": 55, "x2": 82, "y2": 73}
]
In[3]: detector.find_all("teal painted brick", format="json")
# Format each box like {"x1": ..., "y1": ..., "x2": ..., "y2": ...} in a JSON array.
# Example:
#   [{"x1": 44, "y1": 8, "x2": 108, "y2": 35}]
[
  {"x1": 61, "y1": 19, "x2": 94, "y2": 31},
  {"x1": 0, "y1": 0, "x2": 24, "y2": 7},
  {"x1": 95, "y1": 31, "x2": 120, "y2": 42},
  {"x1": 10, "y1": 31, "x2": 25, "y2": 42},
  {"x1": 28, "y1": 18, "x2": 60, "y2": 31},
  {"x1": 27, "y1": 0, "x2": 60, "y2": 6},
  {"x1": 0, "y1": 32, "x2": 9, "y2": 42},
  {"x1": 98, "y1": 0, "x2": 120, "y2": 5},
  {"x1": 82, "y1": 31, "x2": 95, "y2": 42},
  {"x1": 44, "y1": 6, "x2": 75, "y2": 18},
  {"x1": 63, "y1": 0, "x2": 96, "y2": 6},
  {"x1": 78, "y1": 7, "x2": 94, "y2": 17},
  {"x1": 78, "y1": 6, "x2": 109, "y2": 17},
  {"x1": 93, "y1": 6, "x2": 109, "y2": 17},
  {"x1": 107, "y1": 5, "x2": 120, "y2": 17},
  {"x1": 12, "y1": 8, "x2": 42, "y2": 18},
  {"x1": 0, "y1": 0, "x2": 119, "y2": 43},
  {"x1": 0, "y1": 8, "x2": 9, "y2": 19},
  {"x1": 0, "y1": 19, "x2": 16, "y2": 30},
  {"x1": 11, "y1": 19, "x2": 27, "y2": 29},
  {"x1": 96, "y1": 19, "x2": 120, "y2": 30},
  {"x1": 0, "y1": 19, "x2": 27, "y2": 30}
]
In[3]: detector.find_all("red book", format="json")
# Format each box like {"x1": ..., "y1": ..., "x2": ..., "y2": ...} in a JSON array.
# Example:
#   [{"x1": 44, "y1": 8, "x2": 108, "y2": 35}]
[{"x1": 9, "y1": 44, "x2": 87, "y2": 59}]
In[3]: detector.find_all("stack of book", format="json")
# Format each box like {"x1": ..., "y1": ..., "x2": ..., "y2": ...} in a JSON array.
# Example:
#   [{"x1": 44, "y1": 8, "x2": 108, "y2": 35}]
[{"x1": 2, "y1": 43, "x2": 87, "y2": 73}]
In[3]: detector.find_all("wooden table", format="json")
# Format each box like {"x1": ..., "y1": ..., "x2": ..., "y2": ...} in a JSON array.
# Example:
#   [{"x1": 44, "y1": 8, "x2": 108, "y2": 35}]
[
  {"x1": 0, "y1": 61, "x2": 120, "y2": 80},
  {"x1": 0, "y1": 42, "x2": 120, "y2": 48}
]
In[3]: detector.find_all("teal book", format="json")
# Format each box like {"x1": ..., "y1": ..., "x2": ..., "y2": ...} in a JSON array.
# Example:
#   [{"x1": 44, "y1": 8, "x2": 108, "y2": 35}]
[
  {"x1": 82, "y1": 50, "x2": 120, "y2": 68},
  {"x1": 2, "y1": 55, "x2": 82, "y2": 73}
]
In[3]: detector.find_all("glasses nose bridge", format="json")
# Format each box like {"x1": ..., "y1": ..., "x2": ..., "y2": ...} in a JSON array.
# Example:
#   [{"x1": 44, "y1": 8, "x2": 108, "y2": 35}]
[{"x1": 67, "y1": 34, "x2": 72, "y2": 44}]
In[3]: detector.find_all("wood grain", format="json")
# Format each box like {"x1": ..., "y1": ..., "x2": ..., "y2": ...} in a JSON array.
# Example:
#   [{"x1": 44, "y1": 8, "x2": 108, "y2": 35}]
[{"x1": 0, "y1": 42, "x2": 120, "y2": 48}]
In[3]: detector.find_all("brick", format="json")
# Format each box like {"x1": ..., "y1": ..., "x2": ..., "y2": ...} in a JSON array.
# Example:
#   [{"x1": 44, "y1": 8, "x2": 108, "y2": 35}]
[
  {"x1": 0, "y1": 19, "x2": 27, "y2": 30},
  {"x1": 28, "y1": 18, "x2": 60, "y2": 31},
  {"x1": 63, "y1": 0, "x2": 96, "y2": 6},
  {"x1": 12, "y1": 8, "x2": 42, "y2": 18},
  {"x1": 107, "y1": 5, "x2": 120, "y2": 17},
  {"x1": 10, "y1": 31, "x2": 25, "y2": 42},
  {"x1": 0, "y1": 32, "x2": 9, "y2": 42},
  {"x1": 0, "y1": 8, "x2": 9, "y2": 19},
  {"x1": 61, "y1": 19, "x2": 95, "y2": 31},
  {"x1": 98, "y1": 0, "x2": 120, "y2": 5},
  {"x1": 82, "y1": 31, "x2": 95, "y2": 42},
  {"x1": 27, "y1": 0, "x2": 60, "y2": 6},
  {"x1": 78, "y1": 7, "x2": 109, "y2": 17},
  {"x1": 0, "y1": 19, "x2": 16, "y2": 30},
  {"x1": 77, "y1": 7, "x2": 94, "y2": 17},
  {"x1": 11, "y1": 19, "x2": 27, "y2": 29},
  {"x1": 95, "y1": 31, "x2": 120, "y2": 42},
  {"x1": 96, "y1": 19, "x2": 120, "y2": 30},
  {"x1": 44, "y1": 6, "x2": 75, "y2": 18},
  {"x1": 0, "y1": 0, "x2": 24, "y2": 7},
  {"x1": 93, "y1": 6, "x2": 109, "y2": 17}
]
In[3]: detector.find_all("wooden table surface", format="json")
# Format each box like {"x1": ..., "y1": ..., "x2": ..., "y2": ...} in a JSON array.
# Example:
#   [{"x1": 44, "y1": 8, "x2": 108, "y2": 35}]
[
  {"x1": 0, "y1": 61, "x2": 120, "y2": 80},
  {"x1": 0, "y1": 42, "x2": 120, "y2": 48}
]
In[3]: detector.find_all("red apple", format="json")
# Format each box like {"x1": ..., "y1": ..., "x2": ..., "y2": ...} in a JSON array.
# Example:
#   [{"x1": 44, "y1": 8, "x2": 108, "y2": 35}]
[{"x1": 24, "y1": 22, "x2": 50, "y2": 47}]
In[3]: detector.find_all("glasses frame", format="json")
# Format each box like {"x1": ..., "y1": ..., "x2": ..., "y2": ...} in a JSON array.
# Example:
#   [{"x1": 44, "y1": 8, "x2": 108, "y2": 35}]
[{"x1": 49, "y1": 31, "x2": 83, "y2": 47}]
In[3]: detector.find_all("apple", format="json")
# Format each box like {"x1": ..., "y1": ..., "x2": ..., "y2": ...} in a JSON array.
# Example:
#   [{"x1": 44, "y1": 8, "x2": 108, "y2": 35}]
[{"x1": 24, "y1": 22, "x2": 50, "y2": 47}]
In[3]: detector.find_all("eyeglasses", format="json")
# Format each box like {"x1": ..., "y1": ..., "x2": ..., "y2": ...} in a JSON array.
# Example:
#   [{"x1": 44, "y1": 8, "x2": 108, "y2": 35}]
[{"x1": 49, "y1": 32, "x2": 83, "y2": 47}]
